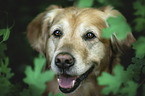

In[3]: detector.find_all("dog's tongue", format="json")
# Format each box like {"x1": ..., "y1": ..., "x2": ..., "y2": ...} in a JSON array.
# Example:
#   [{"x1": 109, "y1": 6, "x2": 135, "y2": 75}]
[{"x1": 58, "y1": 75, "x2": 77, "y2": 89}]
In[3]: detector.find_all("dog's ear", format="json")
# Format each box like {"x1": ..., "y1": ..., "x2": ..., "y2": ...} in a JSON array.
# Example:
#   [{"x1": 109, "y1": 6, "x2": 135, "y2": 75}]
[
  {"x1": 101, "y1": 6, "x2": 136, "y2": 53},
  {"x1": 27, "y1": 5, "x2": 61, "y2": 54}
]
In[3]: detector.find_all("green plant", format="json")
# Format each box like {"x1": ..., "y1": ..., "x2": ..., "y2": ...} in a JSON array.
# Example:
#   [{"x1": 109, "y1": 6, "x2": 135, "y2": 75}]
[
  {"x1": 0, "y1": 27, "x2": 65, "y2": 96},
  {"x1": 133, "y1": 1, "x2": 145, "y2": 32},
  {"x1": 0, "y1": 26, "x2": 14, "y2": 96},
  {"x1": 20, "y1": 54, "x2": 55, "y2": 96},
  {"x1": 77, "y1": 0, "x2": 94, "y2": 8},
  {"x1": 98, "y1": 64, "x2": 139, "y2": 96},
  {"x1": 102, "y1": 15, "x2": 131, "y2": 40},
  {"x1": 97, "y1": 4, "x2": 145, "y2": 96}
]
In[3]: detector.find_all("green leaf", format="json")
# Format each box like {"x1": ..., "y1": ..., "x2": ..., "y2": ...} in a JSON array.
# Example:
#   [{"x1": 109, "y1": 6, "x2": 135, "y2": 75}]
[
  {"x1": 48, "y1": 92, "x2": 65, "y2": 96},
  {"x1": 102, "y1": 15, "x2": 131, "y2": 40},
  {"x1": 0, "y1": 57, "x2": 14, "y2": 79},
  {"x1": 97, "y1": 0, "x2": 123, "y2": 7},
  {"x1": 0, "y1": 77, "x2": 14, "y2": 96},
  {"x1": 133, "y1": 37, "x2": 145, "y2": 59},
  {"x1": 3, "y1": 28, "x2": 10, "y2": 41},
  {"x1": 127, "y1": 57, "x2": 145, "y2": 81},
  {"x1": 134, "y1": 17, "x2": 145, "y2": 32},
  {"x1": 20, "y1": 88, "x2": 31, "y2": 96},
  {"x1": 127, "y1": 64, "x2": 141, "y2": 81},
  {"x1": 0, "y1": 28, "x2": 11, "y2": 43},
  {"x1": 1, "y1": 57, "x2": 9, "y2": 72},
  {"x1": 133, "y1": 1, "x2": 145, "y2": 17},
  {"x1": 77, "y1": 0, "x2": 94, "y2": 8},
  {"x1": 0, "y1": 43, "x2": 7, "y2": 58},
  {"x1": 48, "y1": 92, "x2": 53, "y2": 96},
  {"x1": 23, "y1": 54, "x2": 55, "y2": 96},
  {"x1": 97, "y1": 64, "x2": 129, "y2": 95},
  {"x1": 132, "y1": 57, "x2": 145, "y2": 66},
  {"x1": 133, "y1": 1, "x2": 145, "y2": 32},
  {"x1": 120, "y1": 81, "x2": 138, "y2": 96},
  {"x1": 97, "y1": 0, "x2": 110, "y2": 5},
  {"x1": 55, "y1": 93, "x2": 65, "y2": 96}
]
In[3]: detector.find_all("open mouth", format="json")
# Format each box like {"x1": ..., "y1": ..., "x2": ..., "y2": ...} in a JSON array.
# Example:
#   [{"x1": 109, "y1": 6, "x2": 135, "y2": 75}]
[{"x1": 57, "y1": 65, "x2": 95, "y2": 93}]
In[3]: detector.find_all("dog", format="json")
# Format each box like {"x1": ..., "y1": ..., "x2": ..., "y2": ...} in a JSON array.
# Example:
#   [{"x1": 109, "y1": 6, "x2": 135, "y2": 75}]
[{"x1": 27, "y1": 5, "x2": 135, "y2": 96}]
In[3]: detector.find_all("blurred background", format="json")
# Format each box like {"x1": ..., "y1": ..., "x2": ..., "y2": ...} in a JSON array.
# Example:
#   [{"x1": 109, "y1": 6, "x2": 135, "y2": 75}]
[{"x1": 0, "y1": 0, "x2": 144, "y2": 86}]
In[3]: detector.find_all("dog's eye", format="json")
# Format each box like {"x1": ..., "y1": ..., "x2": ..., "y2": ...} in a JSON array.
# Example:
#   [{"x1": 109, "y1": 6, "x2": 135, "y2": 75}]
[
  {"x1": 53, "y1": 30, "x2": 62, "y2": 38},
  {"x1": 85, "y1": 32, "x2": 96, "y2": 40}
]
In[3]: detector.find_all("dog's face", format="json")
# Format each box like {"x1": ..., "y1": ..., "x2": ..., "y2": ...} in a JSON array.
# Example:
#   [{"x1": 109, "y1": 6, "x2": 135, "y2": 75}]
[
  {"x1": 27, "y1": 6, "x2": 135, "y2": 94},
  {"x1": 47, "y1": 8, "x2": 109, "y2": 75},
  {"x1": 46, "y1": 8, "x2": 110, "y2": 93}
]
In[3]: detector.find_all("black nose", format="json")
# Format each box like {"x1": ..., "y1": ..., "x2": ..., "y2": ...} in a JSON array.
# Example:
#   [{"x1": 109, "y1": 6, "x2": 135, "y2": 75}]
[{"x1": 55, "y1": 53, "x2": 75, "y2": 69}]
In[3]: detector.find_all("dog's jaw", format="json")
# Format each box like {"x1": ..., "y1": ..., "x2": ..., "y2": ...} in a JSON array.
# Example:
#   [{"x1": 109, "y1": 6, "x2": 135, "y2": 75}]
[{"x1": 56, "y1": 65, "x2": 95, "y2": 93}]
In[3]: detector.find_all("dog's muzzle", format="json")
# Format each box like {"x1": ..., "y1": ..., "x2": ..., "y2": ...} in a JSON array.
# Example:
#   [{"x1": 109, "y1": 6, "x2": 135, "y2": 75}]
[
  {"x1": 55, "y1": 52, "x2": 94, "y2": 93},
  {"x1": 57, "y1": 65, "x2": 94, "y2": 93}
]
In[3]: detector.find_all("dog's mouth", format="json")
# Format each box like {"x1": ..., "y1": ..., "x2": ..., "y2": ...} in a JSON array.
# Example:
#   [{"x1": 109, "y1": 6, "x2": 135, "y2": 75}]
[{"x1": 57, "y1": 65, "x2": 95, "y2": 93}]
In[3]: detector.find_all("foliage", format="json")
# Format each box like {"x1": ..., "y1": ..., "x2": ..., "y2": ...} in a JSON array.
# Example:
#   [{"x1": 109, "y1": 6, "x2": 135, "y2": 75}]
[
  {"x1": 49, "y1": 92, "x2": 65, "y2": 96},
  {"x1": 21, "y1": 54, "x2": 55, "y2": 96},
  {"x1": 0, "y1": 43, "x2": 7, "y2": 59},
  {"x1": 0, "y1": 27, "x2": 14, "y2": 96},
  {"x1": 102, "y1": 15, "x2": 131, "y2": 40},
  {"x1": 133, "y1": 37, "x2": 145, "y2": 59},
  {"x1": 98, "y1": 57, "x2": 145, "y2": 96},
  {"x1": 0, "y1": 28, "x2": 11, "y2": 43},
  {"x1": 0, "y1": 57, "x2": 14, "y2": 79},
  {"x1": 97, "y1": 0, "x2": 145, "y2": 96},
  {"x1": 128, "y1": 57, "x2": 145, "y2": 81},
  {"x1": 77, "y1": 0, "x2": 94, "y2": 8},
  {"x1": 98, "y1": 65, "x2": 138, "y2": 96},
  {"x1": 97, "y1": 0, "x2": 123, "y2": 7},
  {"x1": 133, "y1": 1, "x2": 145, "y2": 32}
]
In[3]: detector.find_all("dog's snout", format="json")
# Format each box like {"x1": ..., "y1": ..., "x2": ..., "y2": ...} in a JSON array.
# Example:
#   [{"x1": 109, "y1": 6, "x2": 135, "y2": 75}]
[{"x1": 55, "y1": 53, "x2": 75, "y2": 68}]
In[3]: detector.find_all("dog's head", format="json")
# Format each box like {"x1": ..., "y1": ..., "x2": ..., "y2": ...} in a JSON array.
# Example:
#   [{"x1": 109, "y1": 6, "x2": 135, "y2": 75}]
[{"x1": 27, "y1": 5, "x2": 135, "y2": 94}]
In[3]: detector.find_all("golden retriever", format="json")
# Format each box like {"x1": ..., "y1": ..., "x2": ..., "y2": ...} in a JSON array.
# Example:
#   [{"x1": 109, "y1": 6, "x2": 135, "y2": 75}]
[{"x1": 27, "y1": 5, "x2": 135, "y2": 96}]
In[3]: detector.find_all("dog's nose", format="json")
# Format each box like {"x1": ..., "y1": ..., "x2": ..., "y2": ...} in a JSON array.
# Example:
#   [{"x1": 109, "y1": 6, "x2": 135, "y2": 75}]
[{"x1": 55, "y1": 53, "x2": 75, "y2": 68}]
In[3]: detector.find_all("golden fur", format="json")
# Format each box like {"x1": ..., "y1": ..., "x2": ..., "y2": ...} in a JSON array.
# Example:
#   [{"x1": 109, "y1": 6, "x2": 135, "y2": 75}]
[{"x1": 27, "y1": 5, "x2": 135, "y2": 96}]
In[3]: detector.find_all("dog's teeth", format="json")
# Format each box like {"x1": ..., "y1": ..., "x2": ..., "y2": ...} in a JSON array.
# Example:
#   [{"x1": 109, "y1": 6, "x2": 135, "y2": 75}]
[{"x1": 72, "y1": 80, "x2": 75, "y2": 87}]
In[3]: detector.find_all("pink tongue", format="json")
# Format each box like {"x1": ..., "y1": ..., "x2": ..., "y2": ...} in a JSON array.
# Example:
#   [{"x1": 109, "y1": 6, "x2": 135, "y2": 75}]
[{"x1": 58, "y1": 75, "x2": 77, "y2": 89}]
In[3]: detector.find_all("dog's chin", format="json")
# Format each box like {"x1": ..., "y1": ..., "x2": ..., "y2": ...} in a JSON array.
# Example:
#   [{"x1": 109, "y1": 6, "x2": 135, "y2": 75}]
[{"x1": 57, "y1": 65, "x2": 95, "y2": 94}]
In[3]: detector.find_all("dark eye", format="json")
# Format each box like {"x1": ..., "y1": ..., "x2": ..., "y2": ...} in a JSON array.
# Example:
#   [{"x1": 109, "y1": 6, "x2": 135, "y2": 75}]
[
  {"x1": 85, "y1": 32, "x2": 96, "y2": 40},
  {"x1": 52, "y1": 30, "x2": 62, "y2": 38}
]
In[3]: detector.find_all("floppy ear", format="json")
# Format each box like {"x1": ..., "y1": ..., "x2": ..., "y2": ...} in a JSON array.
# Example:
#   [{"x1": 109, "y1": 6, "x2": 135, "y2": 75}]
[
  {"x1": 102, "y1": 6, "x2": 136, "y2": 53},
  {"x1": 27, "y1": 5, "x2": 61, "y2": 55}
]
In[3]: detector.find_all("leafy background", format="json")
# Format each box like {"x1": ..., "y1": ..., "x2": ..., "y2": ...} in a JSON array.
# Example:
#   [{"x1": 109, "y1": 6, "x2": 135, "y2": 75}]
[{"x1": 0, "y1": 0, "x2": 145, "y2": 96}]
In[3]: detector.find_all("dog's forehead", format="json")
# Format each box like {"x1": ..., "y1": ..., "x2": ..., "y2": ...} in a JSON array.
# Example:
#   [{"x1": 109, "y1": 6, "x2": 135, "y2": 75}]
[{"x1": 50, "y1": 7, "x2": 107, "y2": 37}]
